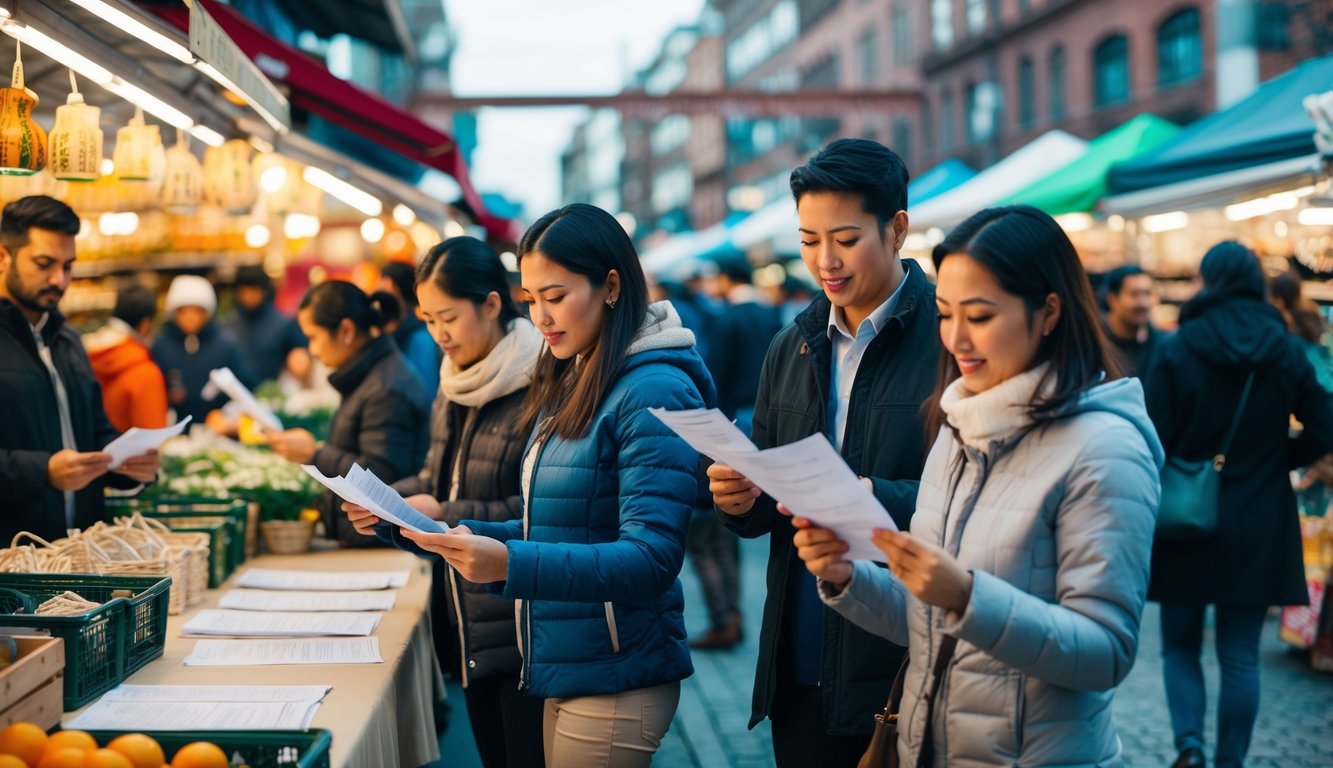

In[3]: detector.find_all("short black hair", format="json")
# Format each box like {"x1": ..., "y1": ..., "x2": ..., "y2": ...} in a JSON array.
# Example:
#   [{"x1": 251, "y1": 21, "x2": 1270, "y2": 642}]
[
  {"x1": 1104, "y1": 264, "x2": 1147, "y2": 296},
  {"x1": 234, "y1": 264, "x2": 271, "y2": 290},
  {"x1": 0, "y1": 195, "x2": 80, "y2": 255},
  {"x1": 381, "y1": 261, "x2": 418, "y2": 308},
  {"x1": 113, "y1": 284, "x2": 157, "y2": 329},
  {"x1": 789, "y1": 138, "x2": 910, "y2": 228}
]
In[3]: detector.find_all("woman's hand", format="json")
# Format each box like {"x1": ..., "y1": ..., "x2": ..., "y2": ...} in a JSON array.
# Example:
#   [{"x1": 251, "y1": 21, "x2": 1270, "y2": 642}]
[
  {"x1": 267, "y1": 428, "x2": 318, "y2": 463},
  {"x1": 873, "y1": 530, "x2": 973, "y2": 614},
  {"x1": 708, "y1": 463, "x2": 762, "y2": 516},
  {"x1": 789, "y1": 508, "x2": 853, "y2": 590},
  {"x1": 341, "y1": 502, "x2": 382, "y2": 536},
  {"x1": 400, "y1": 525, "x2": 508, "y2": 583}
]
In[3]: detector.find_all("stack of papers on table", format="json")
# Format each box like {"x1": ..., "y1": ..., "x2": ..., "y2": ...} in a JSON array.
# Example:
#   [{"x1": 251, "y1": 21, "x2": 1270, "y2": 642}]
[
  {"x1": 235, "y1": 568, "x2": 409, "y2": 591},
  {"x1": 69, "y1": 685, "x2": 330, "y2": 731},
  {"x1": 184, "y1": 637, "x2": 383, "y2": 666},
  {"x1": 182, "y1": 610, "x2": 382, "y2": 637},
  {"x1": 301, "y1": 462, "x2": 448, "y2": 534},
  {"x1": 219, "y1": 589, "x2": 396, "y2": 612}
]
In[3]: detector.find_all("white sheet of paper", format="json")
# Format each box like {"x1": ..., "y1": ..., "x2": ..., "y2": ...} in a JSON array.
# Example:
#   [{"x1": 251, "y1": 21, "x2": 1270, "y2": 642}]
[
  {"x1": 184, "y1": 637, "x2": 383, "y2": 666},
  {"x1": 103, "y1": 416, "x2": 192, "y2": 469},
  {"x1": 650, "y1": 408, "x2": 897, "y2": 562},
  {"x1": 68, "y1": 684, "x2": 330, "y2": 731},
  {"x1": 181, "y1": 609, "x2": 382, "y2": 637},
  {"x1": 235, "y1": 568, "x2": 409, "y2": 591},
  {"x1": 207, "y1": 367, "x2": 283, "y2": 431},
  {"x1": 301, "y1": 463, "x2": 448, "y2": 534},
  {"x1": 219, "y1": 589, "x2": 396, "y2": 612}
]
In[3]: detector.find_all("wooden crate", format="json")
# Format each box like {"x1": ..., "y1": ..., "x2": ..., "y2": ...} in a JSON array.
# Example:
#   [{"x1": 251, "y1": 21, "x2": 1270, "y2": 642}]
[{"x1": 0, "y1": 636, "x2": 64, "y2": 730}]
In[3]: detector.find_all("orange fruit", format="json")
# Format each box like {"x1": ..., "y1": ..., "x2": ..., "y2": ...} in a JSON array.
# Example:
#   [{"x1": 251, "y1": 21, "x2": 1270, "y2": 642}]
[
  {"x1": 0, "y1": 754, "x2": 31, "y2": 768},
  {"x1": 80, "y1": 752, "x2": 132, "y2": 768},
  {"x1": 165, "y1": 742, "x2": 226, "y2": 768},
  {"x1": 42, "y1": 732, "x2": 96, "y2": 756},
  {"x1": 104, "y1": 734, "x2": 164, "y2": 768},
  {"x1": 34, "y1": 749, "x2": 86, "y2": 768},
  {"x1": 0, "y1": 721, "x2": 48, "y2": 766}
]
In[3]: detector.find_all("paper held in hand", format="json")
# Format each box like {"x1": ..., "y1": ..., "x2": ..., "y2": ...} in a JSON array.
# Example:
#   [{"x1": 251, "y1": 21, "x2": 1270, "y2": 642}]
[
  {"x1": 649, "y1": 407, "x2": 898, "y2": 562},
  {"x1": 103, "y1": 416, "x2": 192, "y2": 469},
  {"x1": 302, "y1": 463, "x2": 448, "y2": 534},
  {"x1": 205, "y1": 367, "x2": 283, "y2": 431}
]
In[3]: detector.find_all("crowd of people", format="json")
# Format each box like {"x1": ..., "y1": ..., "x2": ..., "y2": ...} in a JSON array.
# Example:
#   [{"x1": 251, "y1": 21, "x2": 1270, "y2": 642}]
[{"x1": 0, "y1": 134, "x2": 1329, "y2": 768}]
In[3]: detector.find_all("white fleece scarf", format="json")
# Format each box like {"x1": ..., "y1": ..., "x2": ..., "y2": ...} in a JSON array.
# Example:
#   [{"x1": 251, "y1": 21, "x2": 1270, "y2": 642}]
[
  {"x1": 625, "y1": 300, "x2": 695, "y2": 355},
  {"x1": 939, "y1": 362, "x2": 1052, "y2": 450},
  {"x1": 438, "y1": 318, "x2": 543, "y2": 407}
]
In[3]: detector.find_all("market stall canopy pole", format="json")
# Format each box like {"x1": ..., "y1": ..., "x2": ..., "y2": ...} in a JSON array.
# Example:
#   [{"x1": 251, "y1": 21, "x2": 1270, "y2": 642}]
[{"x1": 153, "y1": 0, "x2": 517, "y2": 243}]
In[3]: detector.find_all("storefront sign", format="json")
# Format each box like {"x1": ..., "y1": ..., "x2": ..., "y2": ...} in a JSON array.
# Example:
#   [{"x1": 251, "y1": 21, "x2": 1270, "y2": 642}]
[{"x1": 189, "y1": 1, "x2": 290, "y2": 131}]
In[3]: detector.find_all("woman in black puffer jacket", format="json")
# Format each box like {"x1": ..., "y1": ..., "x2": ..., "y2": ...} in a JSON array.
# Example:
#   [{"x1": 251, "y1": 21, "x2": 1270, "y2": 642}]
[{"x1": 344, "y1": 238, "x2": 545, "y2": 768}]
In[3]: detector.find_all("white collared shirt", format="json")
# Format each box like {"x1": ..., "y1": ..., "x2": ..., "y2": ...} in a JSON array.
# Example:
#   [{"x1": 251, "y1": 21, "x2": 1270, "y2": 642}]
[{"x1": 827, "y1": 278, "x2": 907, "y2": 451}]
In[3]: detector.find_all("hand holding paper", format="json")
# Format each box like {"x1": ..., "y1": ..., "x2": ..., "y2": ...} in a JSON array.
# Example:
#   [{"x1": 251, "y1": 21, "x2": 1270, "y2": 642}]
[
  {"x1": 207, "y1": 367, "x2": 282, "y2": 431},
  {"x1": 103, "y1": 416, "x2": 192, "y2": 470},
  {"x1": 302, "y1": 463, "x2": 448, "y2": 534}
]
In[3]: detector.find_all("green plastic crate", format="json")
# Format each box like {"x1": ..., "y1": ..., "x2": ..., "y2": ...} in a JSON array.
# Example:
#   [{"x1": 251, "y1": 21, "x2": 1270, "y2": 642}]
[
  {"x1": 107, "y1": 497, "x2": 248, "y2": 581},
  {"x1": 84, "y1": 729, "x2": 332, "y2": 768},
  {"x1": 0, "y1": 573, "x2": 171, "y2": 709}
]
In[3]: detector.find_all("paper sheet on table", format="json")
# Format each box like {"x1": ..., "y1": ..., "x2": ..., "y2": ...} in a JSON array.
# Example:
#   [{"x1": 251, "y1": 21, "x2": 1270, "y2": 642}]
[
  {"x1": 184, "y1": 637, "x2": 383, "y2": 666},
  {"x1": 219, "y1": 588, "x2": 396, "y2": 612},
  {"x1": 301, "y1": 463, "x2": 448, "y2": 534},
  {"x1": 68, "y1": 684, "x2": 329, "y2": 731},
  {"x1": 650, "y1": 407, "x2": 897, "y2": 562},
  {"x1": 102, "y1": 416, "x2": 192, "y2": 469},
  {"x1": 206, "y1": 367, "x2": 283, "y2": 431},
  {"x1": 181, "y1": 609, "x2": 382, "y2": 637},
  {"x1": 235, "y1": 568, "x2": 409, "y2": 591}
]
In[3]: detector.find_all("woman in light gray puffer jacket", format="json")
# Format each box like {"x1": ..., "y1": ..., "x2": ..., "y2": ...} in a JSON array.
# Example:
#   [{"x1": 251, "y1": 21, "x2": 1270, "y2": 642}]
[{"x1": 792, "y1": 206, "x2": 1162, "y2": 768}]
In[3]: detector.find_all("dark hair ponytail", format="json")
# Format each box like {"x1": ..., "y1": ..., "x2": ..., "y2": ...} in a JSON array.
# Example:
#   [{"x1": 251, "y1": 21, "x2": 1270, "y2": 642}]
[
  {"x1": 299, "y1": 280, "x2": 388, "y2": 336},
  {"x1": 416, "y1": 236, "x2": 522, "y2": 325}
]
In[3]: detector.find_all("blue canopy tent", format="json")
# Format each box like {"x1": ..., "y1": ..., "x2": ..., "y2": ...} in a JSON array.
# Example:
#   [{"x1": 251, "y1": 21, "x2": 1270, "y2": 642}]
[{"x1": 908, "y1": 159, "x2": 976, "y2": 207}]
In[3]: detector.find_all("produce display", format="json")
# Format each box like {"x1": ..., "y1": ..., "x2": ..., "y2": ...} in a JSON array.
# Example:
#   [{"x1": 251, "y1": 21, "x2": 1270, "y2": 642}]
[{"x1": 0, "y1": 724, "x2": 225, "y2": 768}]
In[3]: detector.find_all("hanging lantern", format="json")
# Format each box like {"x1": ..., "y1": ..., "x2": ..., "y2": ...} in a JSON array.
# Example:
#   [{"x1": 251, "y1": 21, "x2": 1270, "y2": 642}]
[
  {"x1": 112, "y1": 106, "x2": 162, "y2": 182},
  {"x1": 162, "y1": 128, "x2": 203, "y2": 213},
  {"x1": 0, "y1": 41, "x2": 47, "y2": 176},
  {"x1": 48, "y1": 71, "x2": 102, "y2": 182},
  {"x1": 203, "y1": 139, "x2": 256, "y2": 212},
  {"x1": 0, "y1": 168, "x2": 55, "y2": 205}
]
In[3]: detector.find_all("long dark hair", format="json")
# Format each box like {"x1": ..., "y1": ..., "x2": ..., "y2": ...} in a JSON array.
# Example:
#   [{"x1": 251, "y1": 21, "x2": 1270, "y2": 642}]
[
  {"x1": 925, "y1": 205, "x2": 1122, "y2": 437},
  {"x1": 299, "y1": 280, "x2": 389, "y2": 337},
  {"x1": 518, "y1": 204, "x2": 649, "y2": 440},
  {"x1": 1269, "y1": 270, "x2": 1325, "y2": 343},
  {"x1": 416, "y1": 236, "x2": 522, "y2": 325}
]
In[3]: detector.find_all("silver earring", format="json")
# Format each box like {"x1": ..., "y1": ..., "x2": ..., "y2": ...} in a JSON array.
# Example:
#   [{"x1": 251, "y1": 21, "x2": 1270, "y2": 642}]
[{"x1": 606, "y1": 297, "x2": 617, "y2": 310}]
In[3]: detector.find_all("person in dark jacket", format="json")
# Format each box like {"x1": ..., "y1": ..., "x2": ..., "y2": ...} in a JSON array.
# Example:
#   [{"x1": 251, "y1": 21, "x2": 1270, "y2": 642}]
[
  {"x1": 1145, "y1": 241, "x2": 1333, "y2": 768},
  {"x1": 344, "y1": 237, "x2": 546, "y2": 767},
  {"x1": 707, "y1": 139, "x2": 938, "y2": 766},
  {"x1": 380, "y1": 260, "x2": 442, "y2": 395},
  {"x1": 0, "y1": 196, "x2": 159, "y2": 543},
  {"x1": 224, "y1": 265, "x2": 309, "y2": 385},
  {"x1": 1102, "y1": 264, "x2": 1167, "y2": 377},
  {"x1": 398, "y1": 204, "x2": 714, "y2": 767},
  {"x1": 151, "y1": 274, "x2": 258, "y2": 425},
  {"x1": 266, "y1": 281, "x2": 430, "y2": 545}
]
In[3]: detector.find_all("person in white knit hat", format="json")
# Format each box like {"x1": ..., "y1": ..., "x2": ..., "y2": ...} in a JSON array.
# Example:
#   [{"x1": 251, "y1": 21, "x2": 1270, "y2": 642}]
[{"x1": 150, "y1": 274, "x2": 256, "y2": 424}]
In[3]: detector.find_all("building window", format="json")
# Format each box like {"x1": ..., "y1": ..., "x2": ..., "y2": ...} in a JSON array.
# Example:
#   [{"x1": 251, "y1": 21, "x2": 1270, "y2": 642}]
[
  {"x1": 1018, "y1": 56, "x2": 1035, "y2": 129},
  {"x1": 891, "y1": 3, "x2": 913, "y2": 65},
  {"x1": 892, "y1": 118, "x2": 913, "y2": 165},
  {"x1": 932, "y1": 0, "x2": 953, "y2": 50},
  {"x1": 1093, "y1": 35, "x2": 1130, "y2": 108},
  {"x1": 859, "y1": 28, "x2": 879, "y2": 85},
  {"x1": 966, "y1": 0, "x2": 986, "y2": 33},
  {"x1": 940, "y1": 89, "x2": 954, "y2": 149},
  {"x1": 1158, "y1": 8, "x2": 1201, "y2": 86},
  {"x1": 1257, "y1": 2, "x2": 1290, "y2": 50},
  {"x1": 921, "y1": 99, "x2": 934, "y2": 153},
  {"x1": 1048, "y1": 45, "x2": 1066, "y2": 120}
]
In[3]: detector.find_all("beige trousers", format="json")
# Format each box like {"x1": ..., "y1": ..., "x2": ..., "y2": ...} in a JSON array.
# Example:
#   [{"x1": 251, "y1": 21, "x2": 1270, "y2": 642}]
[{"x1": 541, "y1": 681, "x2": 681, "y2": 768}]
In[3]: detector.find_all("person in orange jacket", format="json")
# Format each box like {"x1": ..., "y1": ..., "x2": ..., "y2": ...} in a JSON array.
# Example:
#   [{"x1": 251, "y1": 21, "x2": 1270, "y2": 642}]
[{"x1": 84, "y1": 283, "x2": 168, "y2": 432}]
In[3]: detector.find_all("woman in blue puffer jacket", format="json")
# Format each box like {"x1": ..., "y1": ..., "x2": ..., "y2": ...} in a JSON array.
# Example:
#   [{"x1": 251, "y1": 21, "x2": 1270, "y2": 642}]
[{"x1": 402, "y1": 203, "x2": 716, "y2": 768}]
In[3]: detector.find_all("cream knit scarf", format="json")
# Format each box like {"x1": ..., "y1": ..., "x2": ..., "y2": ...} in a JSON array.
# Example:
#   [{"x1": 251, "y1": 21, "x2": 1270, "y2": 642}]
[
  {"x1": 939, "y1": 362, "x2": 1052, "y2": 450},
  {"x1": 438, "y1": 318, "x2": 542, "y2": 407}
]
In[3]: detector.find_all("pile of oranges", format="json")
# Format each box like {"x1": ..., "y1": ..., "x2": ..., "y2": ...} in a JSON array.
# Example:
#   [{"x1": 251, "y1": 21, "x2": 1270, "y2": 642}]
[{"x1": 0, "y1": 723, "x2": 228, "y2": 768}]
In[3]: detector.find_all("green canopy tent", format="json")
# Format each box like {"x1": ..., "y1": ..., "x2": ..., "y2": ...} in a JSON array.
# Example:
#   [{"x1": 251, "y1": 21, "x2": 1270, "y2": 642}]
[{"x1": 1001, "y1": 114, "x2": 1181, "y2": 215}]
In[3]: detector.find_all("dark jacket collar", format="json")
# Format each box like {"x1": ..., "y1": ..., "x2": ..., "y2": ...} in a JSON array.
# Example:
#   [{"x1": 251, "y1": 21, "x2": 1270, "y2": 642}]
[
  {"x1": 793, "y1": 259, "x2": 929, "y2": 356},
  {"x1": 0, "y1": 298, "x2": 64, "y2": 347},
  {"x1": 328, "y1": 334, "x2": 396, "y2": 396}
]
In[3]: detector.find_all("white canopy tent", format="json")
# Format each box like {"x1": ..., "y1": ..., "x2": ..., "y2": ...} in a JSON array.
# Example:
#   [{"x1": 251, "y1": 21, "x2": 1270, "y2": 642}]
[
  {"x1": 730, "y1": 197, "x2": 798, "y2": 253},
  {"x1": 909, "y1": 131, "x2": 1090, "y2": 230},
  {"x1": 639, "y1": 221, "x2": 733, "y2": 276}
]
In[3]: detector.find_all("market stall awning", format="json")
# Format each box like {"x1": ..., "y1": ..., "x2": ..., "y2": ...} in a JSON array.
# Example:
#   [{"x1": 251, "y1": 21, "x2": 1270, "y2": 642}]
[
  {"x1": 909, "y1": 131, "x2": 1089, "y2": 230},
  {"x1": 154, "y1": 0, "x2": 518, "y2": 242},
  {"x1": 909, "y1": 159, "x2": 976, "y2": 206},
  {"x1": 1107, "y1": 54, "x2": 1333, "y2": 195},
  {"x1": 731, "y1": 197, "x2": 797, "y2": 253},
  {"x1": 641, "y1": 212, "x2": 749, "y2": 276},
  {"x1": 1000, "y1": 114, "x2": 1180, "y2": 215},
  {"x1": 1100, "y1": 153, "x2": 1321, "y2": 217}
]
